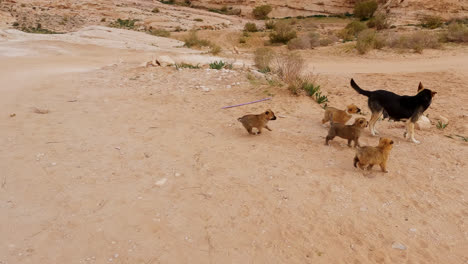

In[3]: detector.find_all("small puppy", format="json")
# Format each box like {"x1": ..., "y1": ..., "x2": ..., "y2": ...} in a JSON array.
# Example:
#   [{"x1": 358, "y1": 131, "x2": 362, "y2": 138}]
[
  {"x1": 322, "y1": 104, "x2": 361, "y2": 125},
  {"x1": 238, "y1": 109, "x2": 277, "y2": 135},
  {"x1": 325, "y1": 117, "x2": 368, "y2": 147},
  {"x1": 353, "y1": 137, "x2": 394, "y2": 173}
]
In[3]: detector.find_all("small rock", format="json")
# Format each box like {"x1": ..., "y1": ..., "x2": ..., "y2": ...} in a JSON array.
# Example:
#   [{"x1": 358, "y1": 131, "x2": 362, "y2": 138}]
[
  {"x1": 155, "y1": 178, "x2": 167, "y2": 186},
  {"x1": 409, "y1": 228, "x2": 417, "y2": 232},
  {"x1": 250, "y1": 69, "x2": 265, "y2": 79},
  {"x1": 10, "y1": 113, "x2": 16, "y2": 117},
  {"x1": 392, "y1": 242, "x2": 407, "y2": 250},
  {"x1": 174, "y1": 172, "x2": 181, "y2": 177},
  {"x1": 155, "y1": 55, "x2": 175, "y2": 67},
  {"x1": 226, "y1": 85, "x2": 232, "y2": 89},
  {"x1": 201, "y1": 86, "x2": 210, "y2": 92},
  {"x1": 415, "y1": 115, "x2": 431, "y2": 130},
  {"x1": 114, "y1": 254, "x2": 119, "y2": 258}
]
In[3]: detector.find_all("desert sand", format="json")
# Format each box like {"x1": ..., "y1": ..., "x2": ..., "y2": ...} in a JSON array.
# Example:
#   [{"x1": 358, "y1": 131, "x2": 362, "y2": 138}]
[{"x1": 1, "y1": 3, "x2": 468, "y2": 264}]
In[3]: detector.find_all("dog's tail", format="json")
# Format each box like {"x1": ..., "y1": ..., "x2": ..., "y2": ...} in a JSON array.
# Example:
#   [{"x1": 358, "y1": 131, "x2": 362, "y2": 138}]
[
  {"x1": 350, "y1": 79, "x2": 372, "y2": 97},
  {"x1": 353, "y1": 155, "x2": 359, "y2": 168}
]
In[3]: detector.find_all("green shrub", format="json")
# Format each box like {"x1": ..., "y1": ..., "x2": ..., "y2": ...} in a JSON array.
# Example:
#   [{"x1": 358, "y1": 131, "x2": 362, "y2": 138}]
[
  {"x1": 253, "y1": 5, "x2": 273, "y2": 20},
  {"x1": 175, "y1": 63, "x2": 200, "y2": 69},
  {"x1": 421, "y1": 15, "x2": 444, "y2": 29},
  {"x1": 354, "y1": 0, "x2": 378, "y2": 20},
  {"x1": 149, "y1": 28, "x2": 170, "y2": 37},
  {"x1": 269, "y1": 21, "x2": 297, "y2": 44},
  {"x1": 254, "y1": 47, "x2": 274, "y2": 72},
  {"x1": 244, "y1": 22, "x2": 258, "y2": 32},
  {"x1": 303, "y1": 82, "x2": 321, "y2": 96},
  {"x1": 194, "y1": 18, "x2": 203, "y2": 22},
  {"x1": 367, "y1": 13, "x2": 389, "y2": 30},
  {"x1": 160, "y1": 0, "x2": 175, "y2": 4},
  {"x1": 209, "y1": 60, "x2": 231, "y2": 69},
  {"x1": 265, "y1": 20, "x2": 276, "y2": 29},
  {"x1": 339, "y1": 21, "x2": 367, "y2": 41}
]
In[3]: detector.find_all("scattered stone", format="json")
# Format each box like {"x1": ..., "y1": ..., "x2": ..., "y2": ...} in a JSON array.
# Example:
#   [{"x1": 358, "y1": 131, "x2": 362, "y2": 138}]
[
  {"x1": 174, "y1": 172, "x2": 181, "y2": 177},
  {"x1": 155, "y1": 55, "x2": 175, "y2": 67},
  {"x1": 201, "y1": 86, "x2": 210, "y2": 92},
  {"x1": 392, "y1": 242, "x2": 407, "y2": 250},
  {"x1": 409, "y1": 228, "x2": 417, "y2": 232},
  {"x1": 10, "y1": 113, "x2": 16, "y2": 117},
  {"x1": 250, "y1": 69, "x2": 265, "y2": 79},
  {"x1": 32, "y1": 107, "x2": 49, "y2": 114},
  {"x1": 415, "y1": 115, "x2": 431, "y2": 130},
  {"x1": 155, "y1": 178, "x2": 167, "y2": 186},
  {"x1": 226, "y1": 85, "x2": 232, "y2": 89}
]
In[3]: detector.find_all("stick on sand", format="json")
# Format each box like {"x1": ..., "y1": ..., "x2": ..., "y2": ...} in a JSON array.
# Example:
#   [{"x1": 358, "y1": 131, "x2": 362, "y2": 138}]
[{"x1": 222, "y1": 98, "x2": 271, "y2": 109}]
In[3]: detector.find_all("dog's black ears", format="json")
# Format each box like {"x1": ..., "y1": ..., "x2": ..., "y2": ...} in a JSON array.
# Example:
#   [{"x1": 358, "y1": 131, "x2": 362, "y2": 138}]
[
  {"x1": 418, "y1": 82, "x2": 424, "y2": 92},
  {"x1": 390, "y1": 140, "x2": 394, "y2": 145}
]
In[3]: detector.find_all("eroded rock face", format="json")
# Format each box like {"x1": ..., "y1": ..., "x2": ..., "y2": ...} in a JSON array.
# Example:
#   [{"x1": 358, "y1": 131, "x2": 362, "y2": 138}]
[{"x1": 190, "y1": 0, "x2": 468, "y2": 24}]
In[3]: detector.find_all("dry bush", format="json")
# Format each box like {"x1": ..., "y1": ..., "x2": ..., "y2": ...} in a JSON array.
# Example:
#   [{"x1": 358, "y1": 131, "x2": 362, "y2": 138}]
[
  {"x1": 287, "y1": 36, "x2": 311, "y2": 50},
  {"x1": 309, "y1": 32, "x2": 321, "y2": 47},
  {"x1": 253, "y1": 5, "x2": 273, "y2": 20},
  {"x1": 386, "y1": 31, "x2": 442, "y2": 53},
  {"x1": 269, "y1": 21, "x2": 297, "y2": 44},
  {"x1": 445, "y1": 22, "x2": 468, "y2": 42},
  {"x1": 244, "y1": 22, "x2": 258, "y2": 32},
  {"x1": 354, "y1": 0, "x2": 378, "y2": 20},
  {"x1": 210, "y1": 44, "x2": 222, "y2": 55},
  {"x1": 355, "y1": 29, "x2": 385, "y2": 54},
  {"x1": 183, "y1": 30, "x2": 211, "y2": 47},
  {"x1": 367, "y1": 13, "x2": 389, "y2": 30},
  {"x1": 148, "y1": 28, "x2": 170, "y2": 37},
  {"x1": 265, "y1": 20, "x2": 276, "y2": 29},
  {"x1": 273, "y1": 52, "x2": 305, "y2": 94},
  {"x1": 339, "y1": 21, "x2": 367, "y2": 41},
  {"x1": 421, "y1": 15, "x2": 444, "y2": 29},
  {"x1": 254, "y1": 47, "x2": 274, "y2": 72},
  {"x1": 320, "y1": 34, "x2": 338, "y2": 46}
]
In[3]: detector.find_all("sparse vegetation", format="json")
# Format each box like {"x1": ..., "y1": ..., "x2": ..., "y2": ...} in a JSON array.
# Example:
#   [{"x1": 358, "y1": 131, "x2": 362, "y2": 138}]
[
  {"x1": 209, "y1": 44, "x2": 222, "y2": 55},
  {"x1": 175, "y1": 63, "x2": 200, "y2": 69},
  {"x1": 110, "y1": 19, "x2": 138, "y2": 29},
  {"x1": 274, "y1": 52, "x2": 304, "y2": 94},
  {"x1": 254, "y1": 47, "x2": 274, "y2": 73},
  {"x1": 367, "y1": 13, "x2": 389, "y2": 30},
  {"x1": 436, "y1": 121, "x2": 448, "y2": 130},
  {"x1": 148, "y1": 28, "x2": 171, "y2": 37},
  {"x1": 253, "y1": 5, "x2": 273, "y2": 20},
  {"x1": 445, "y1": 22, "x2": 468, "y2": 42},
  {"x1": 183, "y1": 30, "x2": 211, "y2": 47},
  {"x1": 354, "y1": 0, "x2": 378, "y2": 20},
  {"x1": 152, "y1": 7, "x2": 160, "y2": 13},
  {"x1": 269, "y1": 21, "x2": 297, "y2": 44},
  {"x1": 160, "y1": 0, "x2": 175, "y2": 4},
  {"x1": 356, "y1": 29, "x2": 384, "y2": 54},
  {"x1": 287, "y1": 36, "x2": 311, "y2": 50},
  {"x1": 244, "y1": 22, "x2": 258, "y2": 32},
  {"x1": 386, "y1": 31, "x2": 442, "y2": 53},
  {"x1": 265, "y1": 20, "x2": 276, "y2": 29},
  {"x1": 194, "y1": 18, "x2": 203, "y2": 22},
  {"x1": 20, "y1": 23, "x2": 60, "y2": 34},
  {"x1": 207, "y1": 6, "x2": 241, "y2": 15},
  {"x1": 209, "y1": 60, "x2": 232, "y2": 70},
  {"x1": 339, "y1": 21, "x2": 367, "y2": 41},
  {"x1": 421, "y1": 15, "x2": 444, "y2": 29}
]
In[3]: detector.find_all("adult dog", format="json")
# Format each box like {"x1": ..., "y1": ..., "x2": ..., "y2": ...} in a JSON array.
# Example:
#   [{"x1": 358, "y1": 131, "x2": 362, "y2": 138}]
[{"x1": 350, "y1": 79, "x2": 436, "y2": 144}]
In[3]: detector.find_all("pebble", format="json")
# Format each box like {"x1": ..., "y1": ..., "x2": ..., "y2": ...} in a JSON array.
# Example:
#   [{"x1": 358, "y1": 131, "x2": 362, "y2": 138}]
[
  {"x1": 409, "y1": 228, "x2": 417, "y2": 232},
  {"x1": 174, "y1": 172, "x2": 181, "y2": 177},
  {"x1": 392, "y1": 242, "x2": 407, "y2": 250},
  {"x1": 226, "y1": 85, "x2": 231, "y2": 89},
  {"x1": 155, "y1": 178, "x2": 167, "y2": 186}
]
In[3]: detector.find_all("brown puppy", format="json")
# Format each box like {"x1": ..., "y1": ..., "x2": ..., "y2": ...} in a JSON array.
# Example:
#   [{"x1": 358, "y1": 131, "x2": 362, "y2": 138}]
[
  {"x1": 322, "y1": 104, "x2": 361, "y2": 125},
  {"x1": 353, "y1": 137, "x2": 394, "y2": 173},
  {"x1": 238, "y1": 109, "x2": 277, "y2": 135},
  {"x1": 326, "y1": 117, "x2": 368, "y2": 147}
]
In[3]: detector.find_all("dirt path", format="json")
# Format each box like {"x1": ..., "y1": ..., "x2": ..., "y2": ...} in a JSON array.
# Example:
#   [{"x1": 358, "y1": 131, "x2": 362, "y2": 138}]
[{"x1": 1, "y1": 33, "x2": 467, "y2": 264}]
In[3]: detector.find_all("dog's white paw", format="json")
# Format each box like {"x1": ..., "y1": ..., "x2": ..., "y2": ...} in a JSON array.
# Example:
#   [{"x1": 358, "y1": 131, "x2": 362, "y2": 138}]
[{"x1": 411, "y1": 138, "x2": 420, "y2": 144}]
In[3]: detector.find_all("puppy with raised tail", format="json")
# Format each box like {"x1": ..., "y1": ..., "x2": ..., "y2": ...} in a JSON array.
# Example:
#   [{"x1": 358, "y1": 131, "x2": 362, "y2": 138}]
[
  {"x1": 353, "y1": 137, "x2": 394, "y2": 173},
  {"x1": 325, "y1": 117, "x2": 368, "y2": 147},
  {"x1": 322, "y1": 104, "x2": 361, "y2": 125},
  {"x1": 238, "y1": 109, "x2": 277, "y2": 135}
]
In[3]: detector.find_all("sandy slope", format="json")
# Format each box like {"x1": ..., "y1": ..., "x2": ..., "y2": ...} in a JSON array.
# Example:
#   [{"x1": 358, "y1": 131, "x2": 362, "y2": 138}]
[{"x1": 0, "y1": 28, "x2": 467, "y2": 264}]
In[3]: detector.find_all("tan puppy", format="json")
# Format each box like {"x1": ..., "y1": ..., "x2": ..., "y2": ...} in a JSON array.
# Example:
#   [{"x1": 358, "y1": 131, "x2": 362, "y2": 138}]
[
  {"x1": 325, "y1": 117, "x2": 368, "y2": 147},
  {"x1": 322, "y1": 104, "x2": 361, "y2": 125},
  {"x1": 353, "y1": 137, "x2": 394, "y2": 173},
  {"x1": 238, "y1": 109, "x2": 277, "y2": 135}
]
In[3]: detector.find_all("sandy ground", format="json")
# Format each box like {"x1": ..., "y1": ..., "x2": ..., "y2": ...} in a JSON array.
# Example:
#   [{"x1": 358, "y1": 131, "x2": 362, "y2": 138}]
[{"x1": 0, "y1": 27, "x2": 467, "y2": 264}]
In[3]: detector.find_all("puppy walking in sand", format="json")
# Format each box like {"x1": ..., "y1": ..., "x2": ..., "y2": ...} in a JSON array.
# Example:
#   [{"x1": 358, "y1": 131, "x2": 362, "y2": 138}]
[
  {"x1": 354, "y1": 137, "x2": 394, "y2": 173},
  {"x1": 325, "y1": 117, "x2": 368, "y2": 147},
  {"x1": 238, "y1": 109, "x2": 277, "y2": 135},
  {"x1": 322, "y1": 104, "x2": 361, "y2": 125}
]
